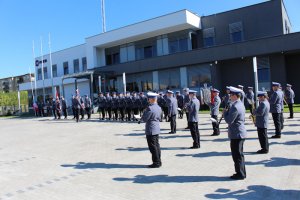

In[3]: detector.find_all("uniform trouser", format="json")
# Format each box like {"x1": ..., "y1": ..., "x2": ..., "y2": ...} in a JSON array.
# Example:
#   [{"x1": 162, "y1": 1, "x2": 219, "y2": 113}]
[
  {"x1": 249, "y1": 104, "x2": 253, "y2": 115},
  {"x1": 189, "y1": 122, "x2": 200, "y2": 147},
  {"x1": 272, "y1": 113, "x2": 281, "y2": 135},
  {"x1": 288, "y1": 103, "x2": 294, "y2": 118},
  {"x1": 139, "y1": 108, "x2": 144, "y2": 116},
  {"x1": 146, "y1": 135, "x2": 161, "y2": 166},
  {"x1": 113, "y1": 108, "x2": 118, "y2": 120},
  {"x1": 133, "y1": 108, "x2": 139, "y2": 115},
  {"x1": 230, "y1": 139, "x2": 246, "y2": 178},
  {"x1": 186, "y1": 112, "x2": 189, "y2": 127},
  {"x1": 74, "y1": 108, "x2": 80, "y2": 122},
  {"x1": 56, "y1": 110, "x2": 61, "y2": 119},
  {"x1": 211, "y1": 115, "x2": 220, "y2": 135},
  {"x1": 85, "y1": 107, "x2": 91, "y2": 119},
  {"x1": 257, "y1": 128, "x2": 269, "y2": 152},
  {"x1": 106, "y1": 107, "x2": 112, "y2": 119},
  {"x1": 178, "y1": 107, "x2": 183, "y2": 118},
  {"x1": 99, "y1": 107, "x2": 106, "y2": 119},
  {"x1": 52, "y1": 109, "x2": 57, "y2": 119},
  {"x1": 62, "y1": 108, "x2": 67, "y2": 119},
  {"x1": 163, "y1": 107, "x2": 168, "y2": 121},
  {"x1": 72, "y1": 108, "x2": 75, "y2": 118},
  {"x1": 126, "y1": 108, "x2": 131, "y2": 120},
  {"x1": 280, "y1": 112, "x2": 284, "y2": 130},
  {"x1": 169, "y1": 115, "x2": 177, "y2": 133},
  {"x1": 80, "y1": 108, "x2": 85, "y2": 119},
  {"x1": 119, "y1": 108, "x2": 125, "y2": 120}
]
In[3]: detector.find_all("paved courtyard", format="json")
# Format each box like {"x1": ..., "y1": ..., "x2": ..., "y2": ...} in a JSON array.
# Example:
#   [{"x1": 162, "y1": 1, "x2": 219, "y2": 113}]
[{"x1": 0, "y1": 113, "x2": 299, "y2": 200}]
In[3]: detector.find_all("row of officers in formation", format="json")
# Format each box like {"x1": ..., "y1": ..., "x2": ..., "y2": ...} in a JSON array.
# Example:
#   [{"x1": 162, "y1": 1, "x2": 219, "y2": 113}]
[{"x1": 138, "y1": 82, "x2": 295, "y2": 181}]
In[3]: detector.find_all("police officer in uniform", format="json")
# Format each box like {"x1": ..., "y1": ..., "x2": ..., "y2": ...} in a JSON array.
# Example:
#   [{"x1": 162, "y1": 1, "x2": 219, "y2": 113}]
[
  {"x1": 132, "y1": 92, "x2": 140, "y2": 118},
  {"x1": 73, "y1": 95, "x2": 82, "y2": 123},
  {"x1": 111, "y1": 92, "x2": 119, "y2": 120},
  {"x1": 246, "y1": 87, "x2": 255, "y2": 115},
  {"x1": 125, "y1": 92, "x2": 133, "y2": 121},
  {"x1": 254, "y1": 91, "x2": 270, "y2": 154},
  {"x1": 84, "y1": 95, "x2": 92, "y2": 119},
  {"x1": 118, "y1": 93, "x2": 126, "y2": 121},
  {"x1": 140, "y1": 92, "x2": 162, "y2": 168},
  {"x1": 80, "y1": 96, "x2": 85, "y2": 120},
  {"x1": 285, "y1": 84, "x2": 295, "y2": 119},
  {"x1": 269, "y1": 82, "x2": 283, "y2": 139},
  {"x1": 187, "y1": 90, "x2": 200, "y2": 149},
  {"x1": 52, "y1": 99, "x2": 57, "y2": 119},
  {"x1": 56, "y1": 97, "x2": 61, "y2": 119},
  {"x1": 209, "y1": 88, "x2": 221, "y2": 136},
  {"x1": 279, "y1": 86, "x2": 284, "y2": 130},
  {"x1": 167, "y1": 90, "x2": 178, "y2": 134},
  {"x1": 71, "y1": 95, "x2": 76, "y2": 119},
  {"x1": 106, "y1": 92, "x2": 112, "y2": 120},
  {"x1": 183, "y1": 88, "x2": 190, "y2": 129},
  {"x1": 224, "y1": 86, "x2": 247, "y2": 180},
  {"x1": 176, "y1": 91, "x2": 184, "y2": 119},
  {"x1": 61, "y1": 96, "x2": 68, "y2": 119},
  {"x1": 98, "y1": 92, "x2": 106, "y2": 120}
]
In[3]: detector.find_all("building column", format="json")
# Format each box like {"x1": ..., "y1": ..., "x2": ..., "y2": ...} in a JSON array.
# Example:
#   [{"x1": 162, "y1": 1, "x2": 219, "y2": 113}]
[
  {"x1": 180, "y1": 67, "x2": 188, "y2": 89},
  {"x1": 153, "y1": 71, "x2": 159, "y2": 91}
]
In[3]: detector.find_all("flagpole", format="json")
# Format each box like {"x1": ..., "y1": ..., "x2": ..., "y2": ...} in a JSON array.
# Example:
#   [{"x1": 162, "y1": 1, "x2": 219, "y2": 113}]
[
  {"x1": 29, "y1": 67, "x2": 35, "y2": 104},
  {"x1": 32, "y1": 40, "x2": 37, "y2": 102},
  {"x1": 49, "y1": 33, "x2": 54, "y2": 99},
  {"x1": 40, "y1": 36, "x2": 46, "y2": 103},
  {"x1": 101, "y1": 0, "x2": 106, "y2": 33}
]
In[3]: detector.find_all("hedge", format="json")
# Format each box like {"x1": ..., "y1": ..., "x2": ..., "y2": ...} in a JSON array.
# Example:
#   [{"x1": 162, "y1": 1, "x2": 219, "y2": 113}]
[{"x1": 0, "y1": 91, "x2": 28, "y2": 106}]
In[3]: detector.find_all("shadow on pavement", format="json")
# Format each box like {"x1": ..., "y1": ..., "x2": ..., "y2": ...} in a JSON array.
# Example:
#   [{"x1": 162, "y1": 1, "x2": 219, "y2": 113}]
[
  {"x1": 115, "y1": 147, "x2": 187, "y2": 151},
  {"x1": 113, "y1": 174, "x2": 232, "y2": 184},
  {"x1": 205, "y1": 185, "x2": 300, "y2": 199},
  {"x1": 246, "y1": 157, "x2": 300, "y2": 167},
  {"x1": 176, "y1": 151, "x2": 231, "y2": 158},
  {"x1": 270, "y1": 140, "x2": 300, "y2": 146},
  {"x1": 61, "y1": 162, "x2": 145, "y2": 169}
]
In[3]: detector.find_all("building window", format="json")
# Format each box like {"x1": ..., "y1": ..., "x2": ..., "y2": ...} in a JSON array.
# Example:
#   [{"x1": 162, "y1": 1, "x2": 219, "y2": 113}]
[
  {"x1": 63, "y1": 62, "x2": 69, "y2": 75},
  {"x1": 187, "y1": 64, "x2": 211, "y2": 88},
  {"x1": 169, "y1": 38, "x2": 188, "y2": 54},
  {"x1": 257, "y1": 57, "x2": 271, "y2": 91},
  {"x1": 52, "y1": 65, "x2": 57, "y2": 78},
  {"x1": 37, "y1": 68, "x2": 42, "y2": 80},
  {"x1": 43, "y1": 67, "x2": 48, "y2": 79},
  {"x1": 106, "y1": 52, "x2": 120, "y2": 65},
  {"x1": 126, "y1": 72, "x2": 153, "y2": 92},
  {"x1": 135, "y1": 39, "x2": 157, "y2": 60},
  {"x1": 229, "y1": 22, "x2": 244, "y2": 43},
  {"x1": 82, "y1": 57, "x2": 87, "y2": 71},
  {"x1": 203, "y1": 28, "x2": 215, "y2": 47},
  {"x1": 73, "y1": 59, "x2": 80, "y2": 73},
  {"x1": 158, "y1": 68, "x2": 180, "y2": 90}
]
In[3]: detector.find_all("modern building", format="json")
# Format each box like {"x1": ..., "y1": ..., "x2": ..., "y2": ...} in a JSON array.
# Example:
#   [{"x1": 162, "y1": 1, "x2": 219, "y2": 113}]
[
  {"x1": 19, "y1": 0, "x2": 300, "y2": 104},
  {"x1": 1, "y1": 73, "x2": 34, "y2": 93}
]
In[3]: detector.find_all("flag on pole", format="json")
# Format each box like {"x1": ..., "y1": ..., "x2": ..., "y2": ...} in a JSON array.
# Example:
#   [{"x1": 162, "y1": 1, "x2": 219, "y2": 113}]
[{"x1": 56, "y1": 87, "x2": 59, "y2": 99}]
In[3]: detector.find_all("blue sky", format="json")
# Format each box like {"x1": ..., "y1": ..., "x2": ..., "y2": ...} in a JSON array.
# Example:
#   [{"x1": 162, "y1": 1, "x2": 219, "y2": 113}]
[{"x1": 0, "y1": 0, "x2": 299, "y2": 79}]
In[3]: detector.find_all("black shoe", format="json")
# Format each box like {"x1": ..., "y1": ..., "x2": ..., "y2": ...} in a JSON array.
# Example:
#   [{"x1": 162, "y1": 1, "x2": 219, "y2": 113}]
[
  {"x1": 288, "y1": 117, "x2": 294, "y2": 119},
  {"x1": 271, "y1": 135, "x2": 281, "y2": 139},
  {"x1": 148, "y1": 164, "x2": 161, "y2": 168},
  {"x1": 256, "y1": 149, "x2": 268, "y2": 154},
  {"x1": 185, "y1": 127, "x2": 190, "y2": 129},
  {"x1": 230, "y1": 174, "x2": 245, "y2": 180},
  {"x1": 211, "y1": 133, "x2": 220, "y2": 136},
  {"x1": 168, "y1": 132, "x2": 175, "y2": 134},
  {"x1": 189, "y1": 146, "x2": 200, "y2": 149}
]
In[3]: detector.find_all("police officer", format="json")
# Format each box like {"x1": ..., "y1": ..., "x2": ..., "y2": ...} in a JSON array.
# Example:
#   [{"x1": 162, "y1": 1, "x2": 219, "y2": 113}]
[
  {"x1": 73, "y1": 95, "x2": 82, "y2": 123},
  {"x1": 98, "y1": 92, "x2": 106, "y2": 120},
  {"x1": 246, "y1": 87, "x2": 255, "y2": 115},
  {"x1": 187, "y1": 90, "x2": 200, "y2": 149},
  {"x1": 209, "y1": 88, "x2": 221, "y2": 136},
  {"x1": 269, "y1": 82, "x2": 283, "y2": 139},
  {"x1": 125, "y1": 92, "x2": 133, "y2": 121},
  {"x1": 224, "y1": 86, "x2": 247, "y2": 180},
  {"x1": 183, "y1": 88, "x2": 190, "y2": 129},
  {"x1": 237, "y1": 85, "x2": 245, "y2": 105},
  {"x1": 84, "y1": 95, "x2": 92, "y2": 120},
  {"x1": 279, "y1": 86, "x2": 285, "y2": 130},
  {"x1": 132, "y1": 92, "x2": 140, "y2": 118},
  {"x1": 167, "y1": 90, "x2": 178, "y2": 134},
  {"x1": 285, "y1": 84, "x2": 295, "y2": 119},
  {"x1": 106, "y1": 92, "x2": 112, "y2": 120},
  {"x1": 111, "y1": 92, "x2": 119, "y2": 120},
  {"x1": 139, "y1": 92, "x2": 148, "y2": 116},
  {"x1": 56, "y1": 97, "x2": 61, "y2": 120},
  {"x1": 71, "y1": 95, "x2": 76, "y2": 119},
  {"x1": 254, "y1": 91, "x2": 270, "y2": 154},
  {"x1": 176, "y1": 91, "x2": 184, "y2": 119},
  {"x1": 140, "y1": 92, "x2": 162, "y2": 168},
  {"x1": 80, "y1": 96, "x2": 85, "y2": 120},
  {"x1": 118, "y1": 93, "x2": 126, "y2": 121},
  {"x1": 61, "y1": 96, "x2": 68, "y2": 119},
  {"x1": 52, "y1": 99, "x2": 57, "y2": 119}
]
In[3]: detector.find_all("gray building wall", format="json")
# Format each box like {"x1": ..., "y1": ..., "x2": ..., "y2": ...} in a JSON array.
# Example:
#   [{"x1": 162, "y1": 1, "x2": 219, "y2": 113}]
[
  {"x1": 285, "y1": 53, "x2": 300, "y2": 103},
  {"x1": 200, "y1": 0, "x2": 285, "y2": 46}
]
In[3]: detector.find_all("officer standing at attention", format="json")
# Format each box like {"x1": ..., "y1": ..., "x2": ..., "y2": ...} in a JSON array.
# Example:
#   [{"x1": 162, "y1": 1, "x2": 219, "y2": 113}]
[
  {"x1": 84, "y1": 95, "x2": 92, "y2": 120},
  {"x1": 285, "y1": 84, "x2": 295, "y2": 119},
  {"x1": 246, "y1": 87, "x2": 255, "y2": 115},
  {"x1": 125, "y1": 92, "x2": 133, "y2": 121},
  {"x1": 106, "y1": 92, "x2": 112, "y2": 120},
  {"x1": 56, "y1": 97, "x2": 61, "y2": 120},
  {"x1": 237, "y1": 85, "x2": 245, "y2": 105},
  {"x1": 183, "y1": 88, "x2": 190, "y2": 129},
  {"x1": 269, "y1": 82, "x2": 283, "y2": 139},
  {"x1": 176, "y1": 91, "x2": 184, "y2": 119},
  {"x1": 71, "y1": 95, "x2": 76, "y2": 119},
  {"x1": 52, "y1": 99, "x2": 57, "y2": 119},
  {"x1": 209, "y1": 88, "x2": 221, "y2": 136},
  {"x1": 73, "y1": 95, "x2": 82, "y2": 123},
  {"x1": 187, "y1": 90, "x2": 200, "y2": 149},
  {"x1": 166, "y1": 90, "x2": 178, "y2": 134},
  {"x1": 98, "y1": 92, "x2": 106, "y2": 120},
  {"x1": 254, "y1": 91, "x2": 270, "y2": 154},
  {"x1": 224, "y1": 86, "x2": 247, "y2": 180},
  {"x1": 140, "y1": 92, "x2": 162, "y2": 168},
  {"x1": 61, "y1": 96, "x2": 68, "y2": 119},
  {"x1": 111, "y1": 92, "x2": 119, "y2": 120},
  {"x1": 118, "y1": 93, "x2": 126, "y2": 121}
]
